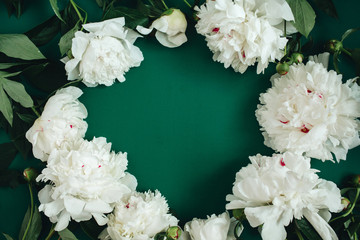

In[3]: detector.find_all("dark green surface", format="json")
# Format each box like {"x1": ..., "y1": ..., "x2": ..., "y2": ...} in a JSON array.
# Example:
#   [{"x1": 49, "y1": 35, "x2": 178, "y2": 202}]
[{"x1": 0, "y1": 0, "x2": 360, "y2": 239}]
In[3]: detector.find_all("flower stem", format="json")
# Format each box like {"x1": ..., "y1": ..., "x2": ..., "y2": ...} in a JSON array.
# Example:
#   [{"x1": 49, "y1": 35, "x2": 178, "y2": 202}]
[
  {"x1": 22, "y1": 183, "x2": 34, "y2": 240},
  {"x1": 69, "y1": 0, "x2": 83, "y2": 22},
  {"x1": 295, "y1": 225, "x2": 304, "y2": 240},
  {"x1": 31, "y1": 106, "x2": 41, "y2": 117},
  {"x1": 45, "y1": 225, "x2": 55, "y2": 240},
  {"x1": 330, "y1": 188, "x2": 360, "y2": 223},
  {"x1": 183, "y1": 0, "x2": 192, "y2": 8},
  {"x1": 161, "y1": 0, "x2": 168, "y2": 9},
  {"x1": 341, "y1": 47, "x2": 352, "y2": 57}
]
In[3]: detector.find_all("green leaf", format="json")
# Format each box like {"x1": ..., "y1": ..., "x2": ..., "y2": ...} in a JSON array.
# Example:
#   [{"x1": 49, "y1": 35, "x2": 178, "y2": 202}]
[
  {"x1": 103, "y1": 6, "x2": 149, "y2": 29},
  {"x1": 17, "y1": 113, "x2": 37, "y2": 124},
  {"x1": 25, "y1": 15, "x2": 61, "y2": 46},
  {"x1": 58, "y1": 228, "x2": 78, "y2": 240},
  {"x1": 23, "y1": 61, "x2": 68, "y2": 93},
  {"x1": 0, "y1": 86, "x2": 13, "y2": 126},
  {"x1": 0, "y1": 71, "x2": 21, "y2": 78},
  {"x1": 0, "y1": 34, "x2": 46, "y2": 60},
  {"x1": 95, "y1": 0, "x2": 104, "y2": 7},
  {"x1": 27, "y1": 205, "x2": 42, "y2": 240},
  {"x1": 18, "y1": 206, "x2": 31, "y2": 240},
  {"x1": 0, "y1": 142, "x2": 18, "y2": 169},
  {"x1": 2, "y1": 233, "x2": 14, "y2": 240},
  {"x1": 296, "y1": 218, "x2": 322, "y2": 240},
  {"x1": 61, "y1": 3, "x2": 81, "y2": 34},
  {"x1": 0, "y1": 62, "x2": 29, "y2": 70},
  {"x1": 311, "y1": 0, "x2": 338, "y2": 18},
  {"x1": 80, "y1": 219, "x2": 106, "y2": 240},
  {"x1": 19, "y1": 205, "x2": 42, "y2": 240},
  {"x1": 2, "y1": 79, "x2": 33, "y2": 108},
  {"x1": 59, "y1": 22, "x2": 80, "y2": 56},
  {"x1": 8, "y1": 113, "x2": 32, "y2": 159},
  {"x1": 286, "y1": 0, "x2": 316, "y2": 38},
  {"x1": 0, "y1": 169, "x2": 24, "y2": 188},
  {"x1": 341, "y1": 28, "x2": 360, "y2": 42},
  {"x1": 3, "y1": 0, "x2": 24, "y2": 18},
  {"x1": 49, "y1": 0, "x2": 66, "y2": 23},
  {"x1": 348, "y1": 217, "x2": 360, "y2": 237}
]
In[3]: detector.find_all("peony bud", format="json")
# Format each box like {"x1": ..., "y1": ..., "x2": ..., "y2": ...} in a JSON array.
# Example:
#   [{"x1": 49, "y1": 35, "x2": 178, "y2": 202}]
[
  {"x1": 23, "y1": 167, "x2": 38, "y2": 183},
  {"x1": 341, "y1": 197, "x2": 351, "y2": 211},
  {"x1": 276, "y1": 62, "x2": 289, "y2": 75},
  {"x1": 291, "y1": 53, "x2": 304, "y2": 64},
  {"x1": 232, "y1": 209, "x2": 246, "y2": 222},
  {"x1": 351, "y1": 175, "x2": 360, "y2": 187},
  {"x1": 136, "y1": 9, "x2": 187, "y2": 48},
  {"x1": 325, "y1": 39, "x2": 342, "y2": 54},
  {"x1": 166, "y1": 226, "x2": 182, "y2": 240}
]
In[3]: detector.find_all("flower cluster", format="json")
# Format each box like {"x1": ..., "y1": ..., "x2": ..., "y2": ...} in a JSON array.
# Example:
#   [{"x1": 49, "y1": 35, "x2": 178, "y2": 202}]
[
  {"x1": 100, "y1": 190, "x2": 178, "y2": 240},
  {"x1": 26, "y1": 86, "x2": 179, "y2": 235},
  {"x1": 226, "y1": 152, "x2": 343, "y2": 240},
  {"x1": 36, "y1": 137, "x2": 136, "y2": 231},
  {"x1": 63, "y1": 18, "x2": 144, "y2": 87},
  {"x1": 195, "y1": 0, "x2": 295, "y2": 74},
  {"x1": 183, "y1": 212, "x2": 238, "y2": 240},
  {"x1": 256, "y1": 55, "x2": 360, "y2": 161},
  {"x1": 25, "y1": 87, "x2": 88, "y2": 161},
  {"x1": 19, "y1": 2, "x2": 360, "y2": 239}
]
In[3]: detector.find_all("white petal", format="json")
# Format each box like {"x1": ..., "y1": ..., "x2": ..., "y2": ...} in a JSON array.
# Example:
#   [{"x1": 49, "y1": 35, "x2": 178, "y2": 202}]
[
  {"x1": 54, "y1": 211, "x2": 71, "y2": 231},
  {"x1": 84, "y1": 200, "x2": 113, "y2": 213},
  {"x1": 303, "y1": 209, "x2": 338, "y2": 240},
  {"x1": 136, "y1": 25, "x2": 153, "y2": 35},
  {"x1": 92, "y1": 213, "x2": 108, "y2": 226},
  {"x1": 64, "y1": 196, "x2": 86, "y2": 216}
]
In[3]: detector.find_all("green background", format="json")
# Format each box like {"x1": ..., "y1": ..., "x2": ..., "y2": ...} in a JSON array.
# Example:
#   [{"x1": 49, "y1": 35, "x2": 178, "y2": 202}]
[{"x1": 0, "y1": 0, "x2": 360, "y2": 239}]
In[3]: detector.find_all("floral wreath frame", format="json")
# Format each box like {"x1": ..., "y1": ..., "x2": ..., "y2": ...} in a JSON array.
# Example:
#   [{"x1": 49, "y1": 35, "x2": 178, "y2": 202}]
[{"x1": 1, "y1": 0, "x2": 360, "y2": 240}]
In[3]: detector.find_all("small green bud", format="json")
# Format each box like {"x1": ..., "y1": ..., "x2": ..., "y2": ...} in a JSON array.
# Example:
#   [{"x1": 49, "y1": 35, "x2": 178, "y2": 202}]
[
  {"x1": 154, "y1": 232, "x2": 167, "y2": 240},
  {"x1": 325, "y1": 39, "x2": 342, "y2": 54},
  {"x1": 351, "y1": 175, "x2": 360, "y2": 187},
  {"x1": 232, "y1": 209, "x2": 246, "y2": 222},
  {"x1": 341, "y1": 197, "x2": 351, "y2": 211},
  {"x1": 166, "y1": 226, "x2": 182, "y2": 240},
  {"x1": 23, "y1": 167, "x2": 38, "y2": 183},
  {"x1": 276, "y1": 62, "x2": 289, "y2": 75},
  {"x1": 291, "y1": 53, "x2": 304, "y2": 64}
]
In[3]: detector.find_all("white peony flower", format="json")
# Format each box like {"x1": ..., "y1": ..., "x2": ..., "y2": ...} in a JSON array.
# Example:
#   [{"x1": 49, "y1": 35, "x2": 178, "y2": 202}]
[
  {"x1": 136, "y1": 9, "x2": 187, "y2": 48},
  {"x1": 182, "y1": 212, "x2": 237, "y2": 240},
  {"x1": 256, "y1": 59, "x2": 360, "y2": 161},
  {"x1": 195, "y1": 0, "x2": 294, "y2": 74},
  {"x1": 36, "y1": 137, "x2": 137, "y2": 231},
  {"x1": 226, "y1": 152, "x2": 343, "y2": 240},
  {"x1": 63, "y1": 17, "x2": 144, "y2": 87},
  {"x1": 99, "y1": 190, "x2": 178, "y2": 240},
  {"x1": 25, "y1": 86, "x2": 87, "y2": 162}
]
